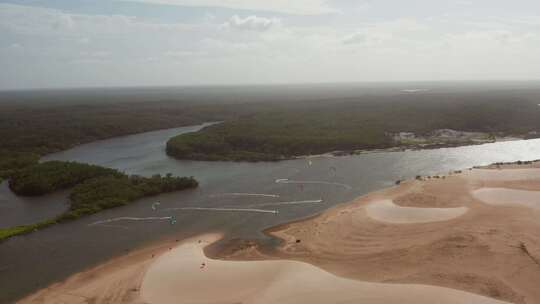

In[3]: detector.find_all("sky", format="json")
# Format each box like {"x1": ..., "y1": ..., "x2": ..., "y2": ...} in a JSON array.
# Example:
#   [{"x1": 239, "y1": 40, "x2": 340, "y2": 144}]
[{"x1": 1, "y1": 0, "x2": 540, "y2": 90}]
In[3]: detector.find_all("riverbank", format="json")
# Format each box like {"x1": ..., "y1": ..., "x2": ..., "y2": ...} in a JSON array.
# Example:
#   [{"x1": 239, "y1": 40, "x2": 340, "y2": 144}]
[
  {"x1": 165, "y1": 90, "x2": 540, "y2": 162},
  {"x1": 297, "y1": 135, "x2": 528, "y2": 159},
  {"x1": 0, "y1": 162, "x2": 198, "y2": 241},
  {"x1": 19, "y1": 233, "x2": 510, "y2": 304},
  {"x1": 18, "y1": 161, "x2": 540, "y2": 304},
  {"x1": 168, "y1": 124, "x2": 534, "y2": 162},
  {"x1": 260, "y1": 162, "x2": 540, "y2": 304}
]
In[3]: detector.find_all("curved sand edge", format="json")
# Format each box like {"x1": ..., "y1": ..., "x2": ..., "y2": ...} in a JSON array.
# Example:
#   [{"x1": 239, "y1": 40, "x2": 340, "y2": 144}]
[
  {"x1": 141, "y1": 234, "x2": 509, "y2": 304},
  {"x1": 19, "y1": 231, "x2": 515, "y2": 304},
  {"x1": 16, "y1": 235, "x2": 219, "y2": 304},
  {"x1": 472, "y1": 188, "x2": 540, "y2": 209},
  {"x1": 262, "y1": 168, "x2": 540, "y2": 304}
]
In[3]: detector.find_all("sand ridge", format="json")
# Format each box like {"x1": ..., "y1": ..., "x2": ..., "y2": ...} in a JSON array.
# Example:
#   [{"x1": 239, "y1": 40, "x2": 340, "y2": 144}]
[
  {"x1": 140, "y1": 234, "x2": 510, "y2": 304},
  {"x1": 258, "y1": 166, "x2": 540, "y2": 304}
]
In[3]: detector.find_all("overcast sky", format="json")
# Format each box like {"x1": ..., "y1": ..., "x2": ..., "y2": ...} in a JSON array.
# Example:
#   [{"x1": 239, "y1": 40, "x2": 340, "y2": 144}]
[{"x1": 1, "y1": 0, "x2": 540, "y2": 90}]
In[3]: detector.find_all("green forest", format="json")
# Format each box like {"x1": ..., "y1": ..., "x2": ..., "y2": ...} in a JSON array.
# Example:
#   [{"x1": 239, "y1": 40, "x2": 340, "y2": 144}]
[
  {"x1": 167, "y1": 93, "x2": 540, "y2": 161},
  {"x1": 0, "y1": 162, "x2": 198, "y2": 241},
  {"x1": 9, "y1": 161, "x2": 123, "y2": 196},
  {"x1": 0, "y1": 97, "x2": 233, "y2": 240},
  {"x1": 0, "y1": 98, "x2": 263, "y2": 182}
]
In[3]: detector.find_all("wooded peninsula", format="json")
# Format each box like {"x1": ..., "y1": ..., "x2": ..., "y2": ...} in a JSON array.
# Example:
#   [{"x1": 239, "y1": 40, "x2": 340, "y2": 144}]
[
  {"x1": 0, "y1": 161, "x2": 198, "y2": 241},
  {"x1": 166, "y1": 92, "x2": 540, "y2": 161}
]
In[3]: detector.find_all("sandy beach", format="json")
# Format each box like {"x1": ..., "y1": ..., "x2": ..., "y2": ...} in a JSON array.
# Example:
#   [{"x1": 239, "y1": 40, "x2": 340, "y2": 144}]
[{"x1": 19, "y1": 163, "x2": 540, "y2": 304}]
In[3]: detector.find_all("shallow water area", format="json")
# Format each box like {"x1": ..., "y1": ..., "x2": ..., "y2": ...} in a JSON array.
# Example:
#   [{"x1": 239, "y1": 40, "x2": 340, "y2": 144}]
[{"x1": 0, "y1": 182, "x2": 68, "y2": 229}]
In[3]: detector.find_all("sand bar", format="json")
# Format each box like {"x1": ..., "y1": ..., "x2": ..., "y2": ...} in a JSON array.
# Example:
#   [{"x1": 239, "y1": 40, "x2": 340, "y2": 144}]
[
  {"x1": 141, "y1": 234, "x2": 509, "y2": 304},
  {"x1": 266, "y1": 167, "x2": 540, "y2": 303}
]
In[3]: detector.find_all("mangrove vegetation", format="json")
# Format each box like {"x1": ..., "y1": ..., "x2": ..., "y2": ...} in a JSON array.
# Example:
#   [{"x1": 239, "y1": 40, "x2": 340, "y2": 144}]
[{"x1": 0, "y1": 162, "x2": 198, "y2": 241}]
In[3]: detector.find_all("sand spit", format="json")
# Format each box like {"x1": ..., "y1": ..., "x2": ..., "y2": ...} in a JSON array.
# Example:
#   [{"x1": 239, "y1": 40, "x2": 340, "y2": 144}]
[
  {"x1": 365, "y1": 199, "x2": 468, "y2": 224},
  {"x1": 262, "y1": 165, "x2": 540, "y2": 304},
  {"x1": 141, "y1": 234, "x2": 508, "y2": 304},
  {"x1": 19, "y1": 162, "x2": 540, "y2": 304}
]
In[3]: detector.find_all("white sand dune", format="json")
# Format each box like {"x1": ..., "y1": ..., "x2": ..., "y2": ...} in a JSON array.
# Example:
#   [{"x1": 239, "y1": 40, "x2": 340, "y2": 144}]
[
  {"x1": 141, "y1": 235, "x2": 507, "y2": 304},
  {"x1": 365, "y1": 199, "x2": 468, "y2": 224},
  {"x1": 473, "y1": 187, "x2": 540, "y2": 209}
]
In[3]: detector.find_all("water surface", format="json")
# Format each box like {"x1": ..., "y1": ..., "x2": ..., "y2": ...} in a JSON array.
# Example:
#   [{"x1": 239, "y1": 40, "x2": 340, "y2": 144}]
[{"x1": 2, "y1": 123, "x2": 540, "y2": 303}]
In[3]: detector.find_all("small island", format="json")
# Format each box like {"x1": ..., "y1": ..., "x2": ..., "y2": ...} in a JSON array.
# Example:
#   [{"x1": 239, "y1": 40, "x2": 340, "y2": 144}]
[{"x1": 0, "y1": 161, "x2": 198, "y2": 241}]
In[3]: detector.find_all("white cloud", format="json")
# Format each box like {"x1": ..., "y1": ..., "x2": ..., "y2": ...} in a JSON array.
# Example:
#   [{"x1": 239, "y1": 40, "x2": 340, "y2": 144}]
[
  {"x1": 327, "y1": 0, "x2": 371, "y2": 12},
  {"x1": 224, "y1": 15, "x2": 280, "y2": 31},
  {"x1": 2, "y1": 2, "x2": 540, "y2": 90},
  {"x1": 343, "y1": 31, "x2": 391, "y2": 45},
  {"x1": 0, "y1": 3, "x2": 195, "y2": 38},
  {"x1": 342, "y1": 18, "x2": 427, "y2": 46},
  {"x1": 445, "y1": 30, "x2": 522, "y2": 48},
  {"x1": 119, "y1": 0, "x2": 338, "y2": 15}
]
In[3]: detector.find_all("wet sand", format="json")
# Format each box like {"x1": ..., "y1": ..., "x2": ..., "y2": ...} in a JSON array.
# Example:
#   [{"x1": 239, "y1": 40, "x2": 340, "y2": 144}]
[{"x1": 18, "y1": 163, "x2": 540, "y2": 304}]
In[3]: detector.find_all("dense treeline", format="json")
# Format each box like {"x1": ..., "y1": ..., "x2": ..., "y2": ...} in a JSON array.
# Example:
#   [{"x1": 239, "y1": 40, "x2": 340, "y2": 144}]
[
  {"x1": 3, "y1": 87, "x2": 540, "y2": 164},
  {"x1": 9, "y1": 161, "x2": 122, "y2": 196},
  {"x1": 0, "y1": 164, "x2": 198, "y2": 240},
  {"x1": 0, "y1": 97, "x2": 263, "y2": 177},
  {"x1": 0, "y1": 92, "x2": 241, "y2": 240},
  {"x1": 0, "y1": 101, "x2": 251, "y2": 154},
  {"x1": 167, "y1": 93, "x2": 540, "y2": 161},
  {"x1": 64, "y1": 174, "x2": 198, "y2": 220},
  {"x1": 0, "y1": 151, "x2": 39, "y2": 183}
]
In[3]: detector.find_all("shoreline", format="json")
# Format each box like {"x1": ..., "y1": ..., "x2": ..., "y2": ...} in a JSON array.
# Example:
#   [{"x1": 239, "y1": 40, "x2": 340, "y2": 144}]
[
  {"x1": 255, "y1": 162, "x2": 540, "y2": 303},
  {"x1": 169, "y1": 135, "x2": 534, "y2": 162},
  {"x1": 18, "y1": 160, "x2": 540, "y2": 304},
  {"x1": 308, "y1": 135, "x2": 528, "y2": 158},
  {"x1": 17, "y1": 233, "x2": 222, "y2": 304}
]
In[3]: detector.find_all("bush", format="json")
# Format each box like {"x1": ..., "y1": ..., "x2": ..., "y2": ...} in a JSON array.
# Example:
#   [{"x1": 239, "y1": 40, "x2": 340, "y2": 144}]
[
  {"x1": 1, "y1": 170, "x2": 198, "y2": 241},
  {"x1": 9, "y1": 161, "x2": 122, "y2": 196}
]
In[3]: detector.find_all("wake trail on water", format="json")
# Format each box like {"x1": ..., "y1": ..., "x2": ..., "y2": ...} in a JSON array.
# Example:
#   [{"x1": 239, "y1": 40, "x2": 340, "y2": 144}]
[
  {"x1": 162, "y1": 207, "x2": 279, "y2": 214},
  {"x1": 89, "y1": 216, "x2": 173, "y2": 226},
  {"x1": 275, "y1": 179, "x2": 352, "y2": 190},
  {"x1": 244, "y1": 199, "x2": 323, "y2": 208},
  {"x1": 93, "y1": 224, "x2": 131, "y2": 230},
  {"x1": 210, "y1": 193, "x2": 280, "y2": 198}
]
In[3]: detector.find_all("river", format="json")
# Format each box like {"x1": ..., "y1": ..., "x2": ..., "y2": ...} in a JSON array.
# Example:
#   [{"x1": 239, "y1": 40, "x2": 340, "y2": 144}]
[{"x1": 1, "y1": 123, "x2": 540, "y2": 303}]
